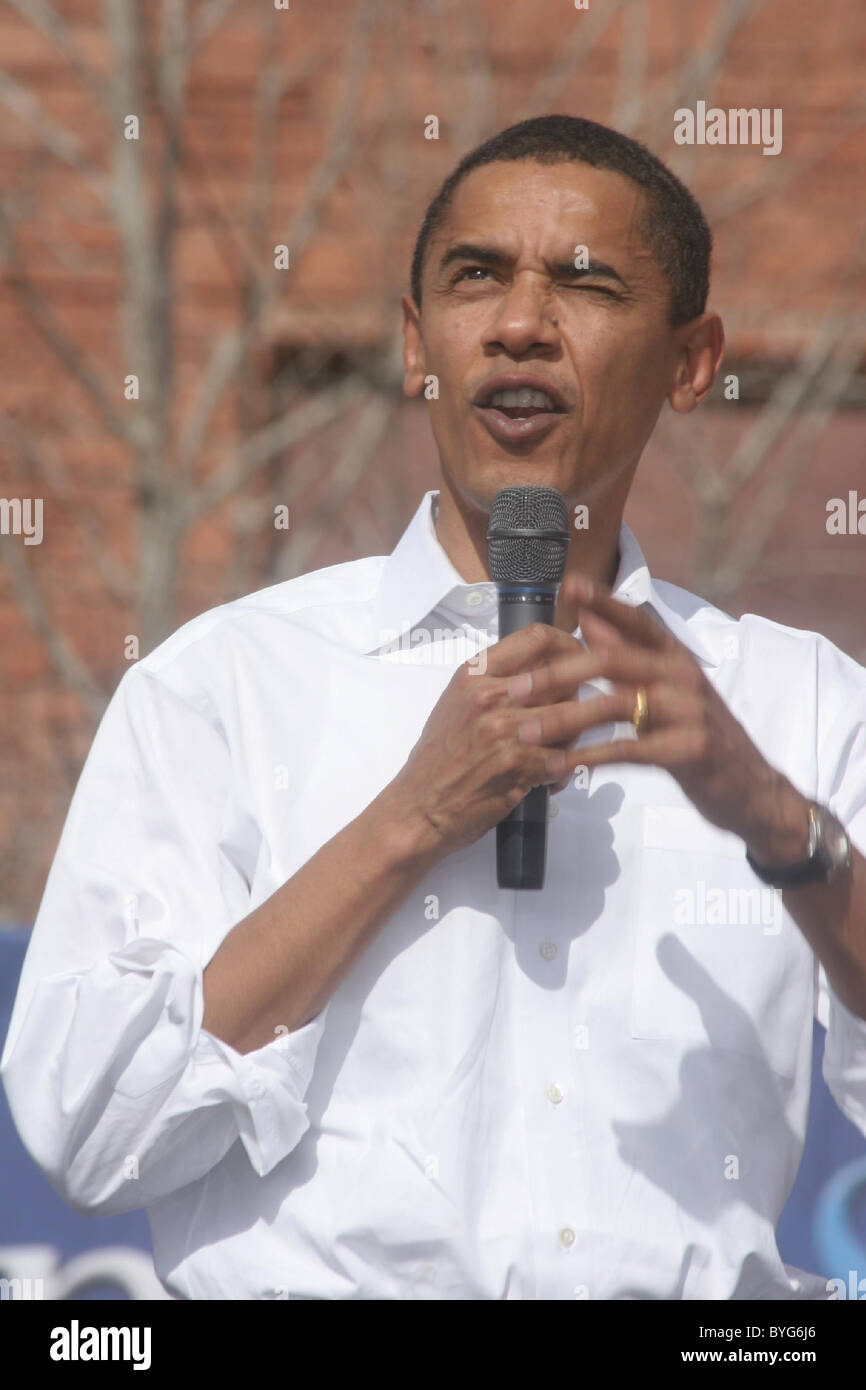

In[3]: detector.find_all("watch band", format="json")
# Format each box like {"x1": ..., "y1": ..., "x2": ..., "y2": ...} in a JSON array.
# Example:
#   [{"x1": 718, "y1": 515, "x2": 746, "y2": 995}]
[
  {"x1": 746, "y1": 849, "x2": 821, "y2": 887},
  {"x1": 745, "y1": 803, "x2": 849, "y2": 887}
]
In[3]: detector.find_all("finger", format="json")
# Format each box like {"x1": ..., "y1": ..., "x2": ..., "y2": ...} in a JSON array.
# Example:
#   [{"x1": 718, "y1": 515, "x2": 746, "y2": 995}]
[
  {"x1": 537, "y1": 685, "x2": 706, "y2": 784},
  {"x1": 506, "y1": 644, "x2": 672, "y2": 706},
  {"x1": 530, "y1": 745, "x2": 570, "y2": 785},
  {"x1": 482, "y1": 621, "x2": 583, "y2": 679},
  {"x1": 515, "y1": 687, "x2": 640, "y2": 748},
  {"x1": 558, "y1": 725, "x2": 698, "y2": 773},
  {"x1": 579, "y1": 609, "x2": 629, "y2": 650},
  {"x1": 563, "y1": 573, "x2": 677, "y2": 654}
]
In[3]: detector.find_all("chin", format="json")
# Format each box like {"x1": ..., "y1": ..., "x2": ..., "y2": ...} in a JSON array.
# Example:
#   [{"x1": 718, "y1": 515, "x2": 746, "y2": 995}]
[{"x1": 468, "y1": 458, "x2": 573, "y2": 503}]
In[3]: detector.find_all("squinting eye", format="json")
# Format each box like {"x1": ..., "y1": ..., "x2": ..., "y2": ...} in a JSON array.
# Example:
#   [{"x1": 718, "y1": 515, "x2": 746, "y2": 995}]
[
  {"x1": 454, "y1": 266, "x2": 492, "y2": 281},
  {"x1": 567, "y1": 283, "x2": 618, "y2": 297}
]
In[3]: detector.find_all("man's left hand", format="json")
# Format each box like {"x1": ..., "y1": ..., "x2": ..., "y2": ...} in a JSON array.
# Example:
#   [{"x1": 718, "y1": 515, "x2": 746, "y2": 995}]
[{"x1": 512, "y1": 571, "x2": 810, "y2": 867}]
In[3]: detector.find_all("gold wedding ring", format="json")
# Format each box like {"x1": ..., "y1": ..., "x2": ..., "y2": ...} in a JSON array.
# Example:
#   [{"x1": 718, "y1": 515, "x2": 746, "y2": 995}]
[{"x1": 631, "y1": 687, "x2": 649, "y2": 735}]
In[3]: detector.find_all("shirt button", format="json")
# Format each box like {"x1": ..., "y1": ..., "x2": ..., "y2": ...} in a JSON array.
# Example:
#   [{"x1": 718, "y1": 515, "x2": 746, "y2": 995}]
[
  {"x1": 539, "y1": 940, "x2": 557, "y2": 960},
  {"x1": 545, "y1": 1082, "x2": 564, "y2": 1105},
  {"x1": 559, "y1": 1227, "x2": 576, "y2": 1248},
  {"x1": 250, "y1": 1080, "x2": 265, "y2": 1099},
  {"x1": 465, "y1": 590, "x2": 485, "y2": 606}
]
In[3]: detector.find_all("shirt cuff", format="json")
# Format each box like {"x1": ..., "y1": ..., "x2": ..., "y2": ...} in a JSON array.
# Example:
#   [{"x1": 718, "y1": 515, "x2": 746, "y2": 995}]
[
  {"x1": 197, "y1": 1008, "x2": 330, "y2": 1176},
  {"x1": 92, "y1": 934, "x2": 328, "y2": 1178}
]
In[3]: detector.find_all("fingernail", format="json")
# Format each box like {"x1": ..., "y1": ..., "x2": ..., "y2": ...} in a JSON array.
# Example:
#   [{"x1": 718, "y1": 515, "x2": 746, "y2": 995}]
[
  {"x1": 570, "y1": 574, "x2": 594, "y2": 601},
  {"x1": 508, "y1": 671, "x2": 533, "y2": 699}
]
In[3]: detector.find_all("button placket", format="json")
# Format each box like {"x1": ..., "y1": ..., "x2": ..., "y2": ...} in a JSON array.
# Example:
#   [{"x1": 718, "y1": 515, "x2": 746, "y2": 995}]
[{"x1": 513, "y1": 888, "x2": 587, "y2": 1293}]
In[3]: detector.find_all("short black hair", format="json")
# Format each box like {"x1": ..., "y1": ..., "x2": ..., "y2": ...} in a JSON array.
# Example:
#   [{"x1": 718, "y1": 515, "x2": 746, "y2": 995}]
[{"x1": 410, "y1": 114, "x2": 712, "y2": 327}]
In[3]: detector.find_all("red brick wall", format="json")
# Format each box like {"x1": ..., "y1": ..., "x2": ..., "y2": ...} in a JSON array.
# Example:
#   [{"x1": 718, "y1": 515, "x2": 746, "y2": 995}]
[{"x1": 1, "y1": 0, "x2": 864, "y2": 922}]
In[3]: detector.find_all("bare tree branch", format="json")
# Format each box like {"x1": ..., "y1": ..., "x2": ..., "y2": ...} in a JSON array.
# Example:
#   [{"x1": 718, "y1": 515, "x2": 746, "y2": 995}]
[
  {"x1": 174, "y1": 39, "x2": 334, "y2": 478},
  {"x1": 0, "y1": 195, "x2": 137, "y2": 445},
  {"x1": 452, "y1": 0, "x2": 495, "y2": 152},
  {"x1": 661, "y1": 186, "x2": 866, "y2": 602},
  {"x1": 224, "y1": 0, "x2": 285, "y2": 600},
  {"x1": 151, "y1": 0, "x2": 187, "y2": 462},
  {"x1": 0, "y1": 538, "x2": 107, "y2": 722},
  {"x1": 185, "y1": 375, "x2": 367, "y2": 521},
  {"x1": 704, "y1": 98, "x2": 866, "y2": 223},
  {"x1": 641, "y1": 0, "x2": 769, "y2": 161},
  {"x1": 720, "y1": 315, "x2": 845, "y2": 501},
  {"x1": 277, "y1": 393, "x2": 397, "y2": 581},
  {"x1": 667, "y1": 310, "x2": 857, "y2": 597},
  {"x1": 101, "y1": 0, "x2": 161, "y2": 464},
  {"x1": 177, "y1": 37, "x2": 331, "y2": 294},
  {"x1": 175, "y1": 0, "x2": 378, "y2": 473},
  {"x1": 188, "y1": 0, "x2": 238, "y2": 58},
  {"x1": 0, "y1": 71, "x2": 110, "y2": 207},
  {"x1": 101, "y1": 0, "x2": 183, "y2": 647},
  {"x1": 708, "y1": 328, "x2": 864, "y2": 599},
  {"x1": 0, "y1": 409, "x2": 133, "y2": 606},
  {"x1": 610, "y1": 0, "x2": 649, "y2": 134},
  {"x1": 4, "y1": 0, "x2": 112, "y2": 114},
  {"x1": 517, "y1": 0, "x2": 628, "y2": 120}
]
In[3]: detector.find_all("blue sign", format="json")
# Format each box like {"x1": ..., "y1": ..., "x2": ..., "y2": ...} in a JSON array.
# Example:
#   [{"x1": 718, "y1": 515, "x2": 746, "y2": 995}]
[{"x1": 0, "y1": 930, "x2": 170, "y2": 1300}]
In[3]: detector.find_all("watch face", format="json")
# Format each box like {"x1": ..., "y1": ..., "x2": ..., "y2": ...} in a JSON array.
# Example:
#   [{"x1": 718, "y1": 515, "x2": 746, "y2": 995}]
[
  {"x1": 819, "y1": 812, "x2": 851, "y2": 872},
  {"x1": 828, "y1": 811, "x2": 856, "y2": 867}
]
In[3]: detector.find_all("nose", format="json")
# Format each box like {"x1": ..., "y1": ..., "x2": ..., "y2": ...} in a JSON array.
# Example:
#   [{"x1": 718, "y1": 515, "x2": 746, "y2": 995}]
[{"x1": 481, "y1": 270, "x2": 561, "y2": 357}]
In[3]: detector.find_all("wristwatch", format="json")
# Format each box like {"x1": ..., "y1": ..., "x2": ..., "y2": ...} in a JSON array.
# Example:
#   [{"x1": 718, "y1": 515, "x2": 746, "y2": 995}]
[{"x1": 745, "y1": 801, "x2": 851, "y2": 887}]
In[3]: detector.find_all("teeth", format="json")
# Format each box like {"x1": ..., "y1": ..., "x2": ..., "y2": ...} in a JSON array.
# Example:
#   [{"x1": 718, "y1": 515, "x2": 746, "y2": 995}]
[{"x1": 487, "y1": 387, "x2": 555, "y2": 411}]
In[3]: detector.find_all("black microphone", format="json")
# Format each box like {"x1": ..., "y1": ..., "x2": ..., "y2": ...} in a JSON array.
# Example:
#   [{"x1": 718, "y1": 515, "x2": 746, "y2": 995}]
[{"x1": 487, "y1": 486, "x2": 571, "y2": 890}]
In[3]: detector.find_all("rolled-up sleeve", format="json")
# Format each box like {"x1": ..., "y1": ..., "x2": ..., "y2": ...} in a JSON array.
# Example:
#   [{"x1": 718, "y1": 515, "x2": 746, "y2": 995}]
[
  {"x1": 813, "y1": 635, "x2": 866, "y2": 1139},
  {"x1": 0, "y1": 658, "x2": 328, "y2": 1216}
]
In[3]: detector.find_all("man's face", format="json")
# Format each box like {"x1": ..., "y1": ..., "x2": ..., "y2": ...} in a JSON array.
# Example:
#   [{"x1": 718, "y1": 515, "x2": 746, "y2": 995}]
[{"x1": 403, "y1": 158, "x2": 699, "y2": 517}]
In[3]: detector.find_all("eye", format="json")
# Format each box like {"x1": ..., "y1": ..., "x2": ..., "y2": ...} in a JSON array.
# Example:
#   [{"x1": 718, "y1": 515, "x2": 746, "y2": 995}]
[
  {"x1": 453, "y1": 265, "x2": 493, "y2": 282},
  {"x1": 565, "y1": 282, "x2": 619, "y2": 298}
]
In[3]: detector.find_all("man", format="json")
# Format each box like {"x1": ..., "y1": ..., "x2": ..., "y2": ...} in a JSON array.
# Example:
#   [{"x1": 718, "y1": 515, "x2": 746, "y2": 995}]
[{"x1": 3, "y1": 115, "x2": 866, "y2": 1301}]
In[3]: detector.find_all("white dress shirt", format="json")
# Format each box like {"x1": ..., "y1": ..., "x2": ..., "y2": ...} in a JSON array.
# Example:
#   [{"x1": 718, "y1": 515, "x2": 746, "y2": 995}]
[{"x1": 3, "y1": 488, "x2": 866, "y2": 1301}]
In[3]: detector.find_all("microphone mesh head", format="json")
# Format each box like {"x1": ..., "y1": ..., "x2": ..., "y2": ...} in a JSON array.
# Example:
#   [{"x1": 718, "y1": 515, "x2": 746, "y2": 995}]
[{"x1": 487, "y1": 486, "x2": 570, "y2": 583}]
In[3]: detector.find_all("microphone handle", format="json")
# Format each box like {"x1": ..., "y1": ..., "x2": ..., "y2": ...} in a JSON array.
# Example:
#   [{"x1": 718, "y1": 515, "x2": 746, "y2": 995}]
[{"x1": 496, "y1": 584, "x2": 559, "y2": 890}]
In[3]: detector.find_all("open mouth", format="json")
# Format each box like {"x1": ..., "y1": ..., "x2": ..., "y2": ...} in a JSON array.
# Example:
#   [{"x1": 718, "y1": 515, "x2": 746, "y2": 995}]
[
  {"x1": 484, "y1": 387, "x2": 558, "y2": 418},
  {"x1": 473, "y1": 386, "x2": 566, "y2": 443}
]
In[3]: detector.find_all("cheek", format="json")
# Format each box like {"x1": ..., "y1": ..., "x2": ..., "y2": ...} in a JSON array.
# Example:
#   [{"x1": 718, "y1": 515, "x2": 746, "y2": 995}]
[
  {"x1": 427, "y1": 388, "x2": 461, "y2": 434},
  {"x1": 421, "y1": 347, "x2": 470, "y2": 417},
  {"x1": 578, "y1": 337, "x2": 671, "y2": 428},
  {"x1": 425, "y1": 350, "x2": 476, "y2": 432},
  {"x1": 426, "y1": 393, "x2": 467, "y2": 463}
]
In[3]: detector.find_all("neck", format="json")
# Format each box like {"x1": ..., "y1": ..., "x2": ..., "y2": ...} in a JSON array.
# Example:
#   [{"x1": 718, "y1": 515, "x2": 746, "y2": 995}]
[{"x1": 433, "y1": 479, "x2": 622, "y2": 634}]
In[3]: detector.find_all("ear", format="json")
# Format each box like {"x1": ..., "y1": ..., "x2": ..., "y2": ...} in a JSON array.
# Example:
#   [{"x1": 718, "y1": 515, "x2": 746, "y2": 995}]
[
  {"x1": 402, "y1": 293, "x2": 427, "y2": 399},
  {"x1": 668, "y1": 311, "x2": 725, "y2": 413}
]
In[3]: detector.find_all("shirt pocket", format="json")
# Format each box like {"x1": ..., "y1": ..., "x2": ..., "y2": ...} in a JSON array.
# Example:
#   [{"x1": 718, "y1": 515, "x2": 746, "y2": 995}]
[{"x1": 630, "y1": 805, "x2": 787, "y2": 1052}]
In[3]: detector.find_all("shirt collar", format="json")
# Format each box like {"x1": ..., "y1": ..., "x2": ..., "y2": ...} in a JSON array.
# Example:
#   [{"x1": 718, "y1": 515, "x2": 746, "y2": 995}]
[{"x1": 364, "y1": 489, "x2": 721, "y2": 667}]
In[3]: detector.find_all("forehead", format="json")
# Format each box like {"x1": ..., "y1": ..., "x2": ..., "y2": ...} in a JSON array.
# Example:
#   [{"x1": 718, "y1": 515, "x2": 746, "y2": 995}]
[{"x1": 430, "y1": 158, "x2": 655, "y2": 269}]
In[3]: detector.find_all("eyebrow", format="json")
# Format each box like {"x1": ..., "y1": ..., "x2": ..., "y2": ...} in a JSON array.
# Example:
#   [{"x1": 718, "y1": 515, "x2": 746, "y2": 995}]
[{"x1": 436, "y1": 241, "x2": 629, "y2": 289}]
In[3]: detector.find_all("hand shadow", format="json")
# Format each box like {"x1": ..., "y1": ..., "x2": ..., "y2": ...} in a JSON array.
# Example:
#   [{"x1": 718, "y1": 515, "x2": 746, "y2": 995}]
[{"x1": 613, "y1": 931, "x2": 802, "y2": 1231}]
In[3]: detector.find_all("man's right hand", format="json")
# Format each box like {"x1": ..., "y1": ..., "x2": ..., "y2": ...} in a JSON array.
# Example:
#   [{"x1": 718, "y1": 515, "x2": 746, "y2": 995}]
[
  {"x1": 386, "y1": 621, "x2": 646, "y2": 858},
  {"x1": 202, "y1": 621, "x2": 660, "y2": 1052}
]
